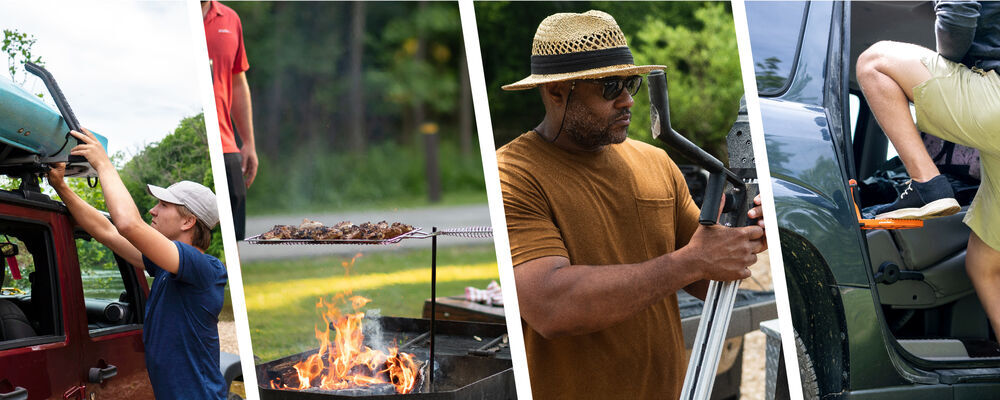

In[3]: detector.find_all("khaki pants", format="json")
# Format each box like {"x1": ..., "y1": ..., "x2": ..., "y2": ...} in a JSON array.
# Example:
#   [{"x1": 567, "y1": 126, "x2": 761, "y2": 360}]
[{"x1": 914, "y1": 54, "x2": 1000, "y2": 251}]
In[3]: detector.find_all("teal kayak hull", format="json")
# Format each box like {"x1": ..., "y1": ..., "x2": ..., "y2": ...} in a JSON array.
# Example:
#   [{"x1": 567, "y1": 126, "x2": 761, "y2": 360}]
[{"x1": 0, "y1": 77, "x2": 108, "y2": 159}]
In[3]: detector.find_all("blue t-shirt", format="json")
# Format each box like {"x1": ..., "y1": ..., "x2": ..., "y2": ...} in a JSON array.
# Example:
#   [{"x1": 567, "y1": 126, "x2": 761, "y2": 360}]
[{"x1": 143, "y1": 241, "x2": 228, "y2": 399}]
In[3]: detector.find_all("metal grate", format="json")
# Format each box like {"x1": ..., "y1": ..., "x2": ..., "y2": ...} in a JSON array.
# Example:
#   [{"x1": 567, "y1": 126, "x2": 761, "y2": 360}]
[
  {"x1": 244, "y1": 227, "x2": 424, "y2": 245},
  {"x1": 245, "y1": 226, "x2": 493, "y2": 245}
]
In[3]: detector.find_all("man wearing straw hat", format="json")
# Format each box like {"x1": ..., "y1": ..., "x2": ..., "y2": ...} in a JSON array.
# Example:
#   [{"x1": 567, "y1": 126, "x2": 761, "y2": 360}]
[
  {"x1": 497, "y1": 11, "x2": 766, "y2": 399},
  {"x1": 47, "y1": 129, "x2": 228, "y2": 399}
]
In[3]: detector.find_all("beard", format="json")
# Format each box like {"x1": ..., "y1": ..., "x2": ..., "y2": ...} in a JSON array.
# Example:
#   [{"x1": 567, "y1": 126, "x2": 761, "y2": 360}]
[{"x1": 560, "y1": 100, "x2": 630, "y2": 149}]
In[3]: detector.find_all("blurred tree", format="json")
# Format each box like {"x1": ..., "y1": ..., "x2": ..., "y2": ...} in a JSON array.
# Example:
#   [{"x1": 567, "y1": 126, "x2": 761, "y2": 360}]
[
  {"x1": 118, "y1": 114, "x2": 224, "y2": 261},
  {"x1": 630, "y1": 3, "x2": 743, "y2": 159},
  {"x1": 229, "y1": 1, "x2": 479, "y2": 211},
  {"x1": 477, "y1": 1, "x2": 740, "y2": 159},
  {"x1": 348, "y1": 1, "x2": 367, "y2": 152},
  {"x1": 2, "y1": 29, "x2": 43, "y2": 91}
]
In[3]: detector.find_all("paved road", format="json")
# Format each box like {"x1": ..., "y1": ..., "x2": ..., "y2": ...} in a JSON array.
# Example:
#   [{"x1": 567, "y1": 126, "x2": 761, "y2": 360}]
[{"x1": 236, "y1": 203, "x2": 494, "y2": 262}]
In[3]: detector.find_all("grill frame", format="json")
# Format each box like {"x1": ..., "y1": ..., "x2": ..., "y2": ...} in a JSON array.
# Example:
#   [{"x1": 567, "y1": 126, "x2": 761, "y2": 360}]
[{"x1": 256, "y1": 317, "x2": 514, "y2": 400}]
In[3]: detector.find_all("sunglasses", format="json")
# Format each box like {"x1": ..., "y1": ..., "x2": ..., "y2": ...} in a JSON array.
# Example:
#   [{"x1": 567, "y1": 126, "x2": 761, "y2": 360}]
[{"x1": 579, "y1": 75, "x2": 643, "y2": 100}]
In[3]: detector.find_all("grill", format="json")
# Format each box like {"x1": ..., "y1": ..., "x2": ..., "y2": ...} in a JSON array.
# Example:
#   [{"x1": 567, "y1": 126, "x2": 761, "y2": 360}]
[
  {"x1": 249, "y1": 225, "x2": 510, "y2": 399},
  {"x1": 256, "y1": 317, "x2": 515, "y2": 400},
  {"x1": 244, "y1": 226, "x2": 493, "y2": 245}
]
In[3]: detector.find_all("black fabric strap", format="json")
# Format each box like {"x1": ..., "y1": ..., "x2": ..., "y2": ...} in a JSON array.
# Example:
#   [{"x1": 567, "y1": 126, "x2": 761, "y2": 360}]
[{"x1": 530, "y1": 47, "x2": 634, "y2": 75}]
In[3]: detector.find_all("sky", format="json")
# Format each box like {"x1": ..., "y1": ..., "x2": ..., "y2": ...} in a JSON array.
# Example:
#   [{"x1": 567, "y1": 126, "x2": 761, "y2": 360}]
[{"x1": 0, "y1": 1, "x2": 206, "y2": 159}]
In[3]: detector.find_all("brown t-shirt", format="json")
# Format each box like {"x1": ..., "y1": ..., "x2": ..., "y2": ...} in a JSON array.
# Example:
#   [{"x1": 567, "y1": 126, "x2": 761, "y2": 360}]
[{"x1": 497, "y1": 132, "x2": 700, "y2": 399}]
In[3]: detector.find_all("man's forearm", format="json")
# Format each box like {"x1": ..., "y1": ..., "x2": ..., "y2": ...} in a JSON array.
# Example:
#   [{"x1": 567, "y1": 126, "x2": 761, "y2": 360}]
[
  {"x1": 93, "y1": 163, "x2": 146, "y2": 237},
  {"x1": 50, "y1": 180, "x2": 118, "y2": 241},
  {"x1": 515, "y1": 252, "x2": 702, "y2": 339},
  {"x1": 231, "y1": 75, "x2": 255, "y2": 151}
]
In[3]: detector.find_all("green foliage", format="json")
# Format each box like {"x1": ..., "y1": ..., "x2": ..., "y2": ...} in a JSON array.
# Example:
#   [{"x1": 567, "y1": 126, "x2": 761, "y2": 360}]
[
  {"x1": 2, "y1": 237, "x2": 34, "y2": 293},
  {"x1": 76, "y1": 237, "x2": 125, "y2": 298},
  {"x1": 117, "y1": 114, "x2": 224, "y2": 261},
  {"x1": 755, "y1": 57, "x2": 786, "y2": 93},
  {"x1": 228, "y1": 2, "x2": 471, "y2": 154},
  {"x1": 2, "y1": 29, "x2": 44, "y2": 96},
  {"x1": 247, "y1": 138, "x2": 485, "y2": 215},
  {"x1": 630, "y1": 3, "x2": 743, "y2": 159},
  {"x1": 478, "y1": 1, "x2": 742, "y2": 159}
]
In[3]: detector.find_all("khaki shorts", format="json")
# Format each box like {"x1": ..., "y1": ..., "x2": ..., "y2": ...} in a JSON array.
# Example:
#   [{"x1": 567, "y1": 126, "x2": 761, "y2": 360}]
[{"x1": 914, "y1": 54, "x2": 1000, "y2": 251}]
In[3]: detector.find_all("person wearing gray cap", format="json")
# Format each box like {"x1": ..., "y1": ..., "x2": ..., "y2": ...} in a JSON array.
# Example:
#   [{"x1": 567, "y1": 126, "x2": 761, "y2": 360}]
[{"x1": 46, "y1": 128, "x2": 228, "y2": 399}]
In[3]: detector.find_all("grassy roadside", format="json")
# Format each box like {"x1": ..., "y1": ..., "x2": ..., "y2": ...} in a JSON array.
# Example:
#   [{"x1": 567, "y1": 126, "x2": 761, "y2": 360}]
[
  {"x1": 247, "y1": 190, "x2": 488, "y2": 217},
  {"x1": 241, "y1": 244, "x2": 499, "y2": 361}
]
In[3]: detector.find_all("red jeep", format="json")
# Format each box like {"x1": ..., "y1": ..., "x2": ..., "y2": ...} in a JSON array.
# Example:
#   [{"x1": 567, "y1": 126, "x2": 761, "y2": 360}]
[{"x1": 0, "y1": 176, "x2": 153, "y2": 399}]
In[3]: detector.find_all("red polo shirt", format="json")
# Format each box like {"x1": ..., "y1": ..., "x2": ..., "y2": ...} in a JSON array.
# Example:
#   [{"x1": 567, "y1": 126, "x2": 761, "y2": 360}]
[{"x1": 204, "y1": 1, "x2": 249, "y2": 154}]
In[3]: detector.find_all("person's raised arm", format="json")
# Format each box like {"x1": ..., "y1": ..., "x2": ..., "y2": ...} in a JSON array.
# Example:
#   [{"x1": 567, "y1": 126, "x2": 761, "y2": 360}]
[
  {"x1": 934, "y1": 1, "x2": 981, "y2": 62},
  {"x1": 68, "y1": 129, "x2": 181, "y2": 274},
  {"x1": 46, "y1": 163, "x2": 143, "y2": 268},
  {"x1": 515, "y1": 223, "x2": 764, "y2": 339},
  {"x1": 231, "y1": 71, "x2": 257, "y2": 188}
]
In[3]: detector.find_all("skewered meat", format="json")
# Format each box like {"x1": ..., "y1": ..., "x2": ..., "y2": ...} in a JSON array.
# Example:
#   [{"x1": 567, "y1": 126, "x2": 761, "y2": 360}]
[
  {"x1": 261, "y1": 225, "x2": 296, "y2": 239},
  {"x1": 257, "y1": 219, "x2": 414, "y2": 240}
]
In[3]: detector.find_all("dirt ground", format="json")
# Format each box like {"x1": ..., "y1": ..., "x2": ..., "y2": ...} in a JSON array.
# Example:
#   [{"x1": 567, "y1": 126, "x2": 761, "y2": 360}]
[
  {"x1": 219, "y1": 320, "x2": 240, "y2": 354},
  {"x1": 739, "y1": 250, "x2": 773, "y2": 400},
  {"x1": 216, "y1": 250, "x2": 779, "y2": 398}
]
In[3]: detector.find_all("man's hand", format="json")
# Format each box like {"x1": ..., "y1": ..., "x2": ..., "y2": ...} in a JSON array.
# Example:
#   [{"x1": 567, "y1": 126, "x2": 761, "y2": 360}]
[
  {"x1": 46, "y1": 162, "x2": 67, "y2": 187},
  {"x1": 241, "y1": 145, "x2": 258, "y2": 188},
  {"x1": 68, "y1": 128, "x2": 112, "y2": 171},
  {"x1": 675, "y1": 222, "x2": 765, "y2": 282},
  {"x1": 748, "y1": 194, "x2": 766, "y2": 229}
]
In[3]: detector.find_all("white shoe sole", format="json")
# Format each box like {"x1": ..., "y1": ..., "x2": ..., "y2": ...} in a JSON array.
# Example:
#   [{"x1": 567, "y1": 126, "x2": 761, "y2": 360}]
[{"x1": 874, "y1": 198, "x2": 961, "y2": 220}]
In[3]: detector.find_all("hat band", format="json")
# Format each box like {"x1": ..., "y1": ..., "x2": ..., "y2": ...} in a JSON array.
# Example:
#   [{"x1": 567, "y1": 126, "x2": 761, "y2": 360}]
[{"x1": 530, "y1": 47, "x2": 634, "y2": 75}]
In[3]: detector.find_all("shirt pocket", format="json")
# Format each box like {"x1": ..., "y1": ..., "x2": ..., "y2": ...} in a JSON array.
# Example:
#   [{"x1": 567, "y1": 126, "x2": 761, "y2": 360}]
[{"x1": 635, "y1": 196, "x2": 677, "y2": 259}]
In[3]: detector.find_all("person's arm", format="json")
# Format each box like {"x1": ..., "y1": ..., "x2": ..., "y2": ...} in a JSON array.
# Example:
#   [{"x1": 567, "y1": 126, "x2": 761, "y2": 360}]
[
  {"x1": 46, "y1": 163, "x2": 143, "y2": 268},
  {"x1": 68, "y1": 129, "x2": 182, "y2": 274},
  {"x1": 515, "y1": 223, "x2": 765, "y2": 339},
  {"x1": 683, "y1": 194, "x2": 768, "y2": 299},
  {"x1": 231, "y1": 71, "x2": 257, "y2": 188},
  {"x1": 934, "y1": 0, "x2": 981, "y2": 62}
]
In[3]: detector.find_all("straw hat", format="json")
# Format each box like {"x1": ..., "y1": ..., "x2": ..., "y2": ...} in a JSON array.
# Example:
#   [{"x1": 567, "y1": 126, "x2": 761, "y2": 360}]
[{"x1": 502, "y1": 10, "x2": 665, "y2": 91}]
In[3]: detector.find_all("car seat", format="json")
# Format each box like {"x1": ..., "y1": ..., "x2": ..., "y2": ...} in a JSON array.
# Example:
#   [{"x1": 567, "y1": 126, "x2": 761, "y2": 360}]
[{"x1": 0, "y1": 260, "x2": 36, "y2": 341}]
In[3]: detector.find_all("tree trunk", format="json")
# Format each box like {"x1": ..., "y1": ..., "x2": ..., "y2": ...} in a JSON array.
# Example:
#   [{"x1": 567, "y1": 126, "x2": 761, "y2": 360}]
[
  {"x1": 347, "y1": 1, "x2": 366, "y2": 152},
  {"x1": 458, "y1": 44, "x2": 473, "y2": 156},
  {"x1": 414, "y1": 1, "x2": 440, "y2": 203}
]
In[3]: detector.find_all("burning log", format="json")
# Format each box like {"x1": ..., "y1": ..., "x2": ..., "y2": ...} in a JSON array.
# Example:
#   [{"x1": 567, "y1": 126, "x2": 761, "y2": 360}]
[{"x1": 269, "y1": 296, "x2": 423, "y2": 395}]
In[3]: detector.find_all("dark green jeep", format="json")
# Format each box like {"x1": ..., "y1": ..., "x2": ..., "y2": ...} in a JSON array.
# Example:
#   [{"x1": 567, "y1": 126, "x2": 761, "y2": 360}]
[{"x1": 748, "y1": 1, "x2": 1000, "y2": 399}]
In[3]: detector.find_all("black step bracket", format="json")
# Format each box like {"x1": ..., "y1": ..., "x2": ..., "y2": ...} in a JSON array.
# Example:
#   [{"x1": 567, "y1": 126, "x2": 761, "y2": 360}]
[{"x1": 873, "y1": 262, "x2": 924, "y2": 285}]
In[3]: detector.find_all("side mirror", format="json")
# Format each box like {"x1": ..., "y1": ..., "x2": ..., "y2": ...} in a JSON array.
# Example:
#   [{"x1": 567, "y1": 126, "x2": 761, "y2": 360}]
[{"x1": 0, "y1": 242, "x2": 18, "y2": 258}]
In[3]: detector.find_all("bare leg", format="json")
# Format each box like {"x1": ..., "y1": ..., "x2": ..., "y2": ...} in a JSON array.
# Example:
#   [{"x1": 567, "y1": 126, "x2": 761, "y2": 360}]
[
  {"x1": 857, "y1": 41, "x2": 939, "y2": 182},
  {"x1": 967, "y1": 231, "x2": 1000, "y2": 340}
]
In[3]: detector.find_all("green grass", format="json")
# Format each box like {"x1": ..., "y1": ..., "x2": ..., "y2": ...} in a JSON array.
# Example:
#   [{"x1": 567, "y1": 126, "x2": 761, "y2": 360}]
[
  {"x1": 241, "y1": 244, "x2": 499, "y2": 361},
  {"x1": 248, "y1": 189, "x2": 488, "y2": 217}
]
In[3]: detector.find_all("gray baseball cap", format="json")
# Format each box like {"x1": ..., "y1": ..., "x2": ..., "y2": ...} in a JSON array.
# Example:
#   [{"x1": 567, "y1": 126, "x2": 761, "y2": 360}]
[{"x1": 146, "y1": 181, "x2": 219, "y2": 228}]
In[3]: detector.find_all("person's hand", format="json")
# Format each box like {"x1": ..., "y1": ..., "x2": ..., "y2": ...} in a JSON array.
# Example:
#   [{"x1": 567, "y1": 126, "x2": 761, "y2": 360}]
[
  {"x1": 241, "y1": 145, "x2": 258, "y2": 188},
  {"x1": 45, "y1": 162, "x2": 67, "y2": 188},
  {"x1": 747, "y1": 194, "x2": 767, "y2": 251},
  {"x1": 674, "y1": 222, "x2": 766, "y2": 282},
  {"x1": 68, "y1": 128, "x2": 112, "y2": 170}
]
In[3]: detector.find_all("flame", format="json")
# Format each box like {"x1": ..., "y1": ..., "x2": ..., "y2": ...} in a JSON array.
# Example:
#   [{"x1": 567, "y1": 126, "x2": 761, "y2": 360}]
[
  {"x1": 273, "y1": 294, "x2": 421, "y2": 394},
  {"x1": 341, "y1": 253, "x2": 364, "y2": 275}
]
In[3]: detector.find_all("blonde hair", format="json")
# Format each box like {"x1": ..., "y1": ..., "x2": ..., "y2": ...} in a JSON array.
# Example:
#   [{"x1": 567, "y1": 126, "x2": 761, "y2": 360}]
[{"x1": 177, "y1": 205, "x2": 212, "y2": 250}]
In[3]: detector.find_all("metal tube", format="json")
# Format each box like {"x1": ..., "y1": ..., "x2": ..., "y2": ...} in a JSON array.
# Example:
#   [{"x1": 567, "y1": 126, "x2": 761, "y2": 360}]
[
  {"x1": 699, "y1": 172, "x2": 726, "y2": 225},
  {"x1": 648, "y1": 70, "x2": 745, "y2": 189},
  {"x1": 429, "y1": 226, "x2": 437, "y2": 386}
]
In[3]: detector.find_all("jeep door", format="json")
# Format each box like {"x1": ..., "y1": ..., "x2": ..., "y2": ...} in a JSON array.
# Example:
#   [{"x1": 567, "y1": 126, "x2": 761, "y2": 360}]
[
  {"x1": 72, "y1": 228, "x2": 153, "y2": 399},
  {"x1": 0, "y1": 203, "x2": 85, "y2": 400}
]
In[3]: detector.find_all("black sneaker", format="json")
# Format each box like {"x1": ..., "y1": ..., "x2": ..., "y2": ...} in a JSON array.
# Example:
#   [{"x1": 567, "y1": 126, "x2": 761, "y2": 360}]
[{"x1": 872, "y1": 175, "x2": 960, "y2": 220}]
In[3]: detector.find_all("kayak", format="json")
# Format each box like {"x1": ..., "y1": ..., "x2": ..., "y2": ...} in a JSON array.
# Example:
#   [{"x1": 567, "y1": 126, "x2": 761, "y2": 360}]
[{"x1": 0, "y1": 77, "x2": 108, "y2": 161}]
